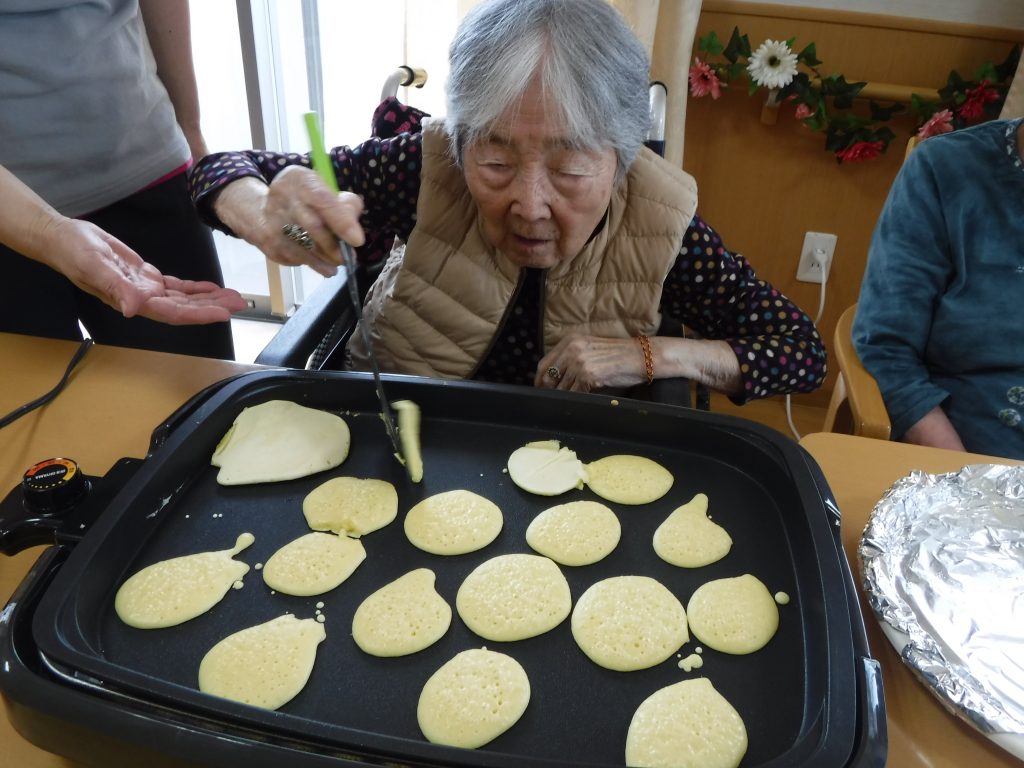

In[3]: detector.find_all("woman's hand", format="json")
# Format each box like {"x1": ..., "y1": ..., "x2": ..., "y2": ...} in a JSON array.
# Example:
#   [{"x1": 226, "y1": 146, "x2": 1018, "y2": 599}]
[
  {"x1": 215, "y1": 167, "x2": 366, "y2": 277},
  {"x1": 535, "y1": 334, "x2": 648, "y2": 392},
  {"x1": 44, "y1": 218, "x2": 247, "y2": 325}
]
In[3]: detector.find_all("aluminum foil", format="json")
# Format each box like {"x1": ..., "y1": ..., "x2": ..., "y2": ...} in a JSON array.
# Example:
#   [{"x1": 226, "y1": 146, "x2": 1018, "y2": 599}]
[{"x1": 859, "y1": 463, "x2": 1024, "y2": 737}]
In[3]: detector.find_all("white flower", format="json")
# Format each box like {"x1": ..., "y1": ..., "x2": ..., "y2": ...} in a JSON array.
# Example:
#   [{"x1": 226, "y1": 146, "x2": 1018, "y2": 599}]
[{"x1": 747, "y1": 39, "x2": 798, "y2": 90}]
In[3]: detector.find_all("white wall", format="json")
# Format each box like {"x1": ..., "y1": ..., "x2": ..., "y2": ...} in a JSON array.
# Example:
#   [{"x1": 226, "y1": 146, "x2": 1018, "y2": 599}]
[{"x1": 737, "y1": 0, "x2": 1024, "y2": 29}]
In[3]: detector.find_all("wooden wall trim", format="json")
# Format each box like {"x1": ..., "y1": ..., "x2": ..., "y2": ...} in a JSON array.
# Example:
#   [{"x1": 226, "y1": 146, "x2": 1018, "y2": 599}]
[{"x1": 703, "y1": 0, "x2": 1024, "y2": 42}]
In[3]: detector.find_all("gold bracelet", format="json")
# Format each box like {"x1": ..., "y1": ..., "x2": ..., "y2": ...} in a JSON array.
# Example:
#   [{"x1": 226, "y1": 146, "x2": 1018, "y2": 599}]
[{"x1": 637, "y1": 334, "x2": 654, "y2": 385}]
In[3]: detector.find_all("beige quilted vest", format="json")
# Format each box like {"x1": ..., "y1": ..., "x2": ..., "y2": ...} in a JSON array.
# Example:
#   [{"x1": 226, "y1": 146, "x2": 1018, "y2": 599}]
[{"x1": 347, "y1": 121, "x2": 698, "y2": 378}]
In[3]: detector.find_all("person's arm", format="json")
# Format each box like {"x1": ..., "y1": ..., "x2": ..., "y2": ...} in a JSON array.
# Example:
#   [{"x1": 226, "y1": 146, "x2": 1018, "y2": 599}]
[
  {"x1": 901, "y1": 406, "x2": 967, "y2": 451},
  {"x1": 139, "y1": 0, "x2": 207, "y2": 161},
  {"x1": 0, "y1": 165, "x2": 246, "y2": 324}
]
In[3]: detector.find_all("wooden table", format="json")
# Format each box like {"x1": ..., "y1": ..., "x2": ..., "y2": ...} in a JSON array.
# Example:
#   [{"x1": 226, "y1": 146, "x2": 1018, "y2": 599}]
[
  {"x1": 800, "y1": 431, "x2": 1023, "y2": 768},
  {"x1": 0, "y1": 332, "x2": 259, "y2": 768},
  {"x1": 2, "y1": 331, "x2": 1021, "y2": 767}
]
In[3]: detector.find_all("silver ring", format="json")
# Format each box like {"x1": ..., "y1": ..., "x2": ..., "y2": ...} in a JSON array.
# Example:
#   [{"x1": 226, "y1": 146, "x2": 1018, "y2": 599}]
[
  {"x1": 546, "y1": 365, "x2": 562, "y2": 381},
  {"x1": 282, "y1": 223, "x2": 314, "y2": 251}
]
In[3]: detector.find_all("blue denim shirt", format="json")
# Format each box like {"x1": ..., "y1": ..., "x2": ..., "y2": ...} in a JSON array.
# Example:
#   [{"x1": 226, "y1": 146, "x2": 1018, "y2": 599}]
[{"x1": 853, "y1": 118, "x2": 1024, "y2": 459}]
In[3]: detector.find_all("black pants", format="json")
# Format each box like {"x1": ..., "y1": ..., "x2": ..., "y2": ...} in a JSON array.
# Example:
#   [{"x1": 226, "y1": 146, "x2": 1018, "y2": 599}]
[{"x1": 0, "y1": 173, "x2": 235, "y2": 360}]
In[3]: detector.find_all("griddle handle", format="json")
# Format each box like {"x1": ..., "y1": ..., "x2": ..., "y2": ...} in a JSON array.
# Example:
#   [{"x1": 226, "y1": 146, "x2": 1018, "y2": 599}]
[
  {"x1": 148, "y1": 373, "x2": 248, "y2": 454},
  {"x1": 850, "y1": 656, "x2": 887, "y2": 768}
]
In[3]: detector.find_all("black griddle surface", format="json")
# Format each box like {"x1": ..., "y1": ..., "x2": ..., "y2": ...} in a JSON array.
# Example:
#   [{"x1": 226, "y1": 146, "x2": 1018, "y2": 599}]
[{"x1": 31, "y1": 371, "x2": 856, "y2": 768}]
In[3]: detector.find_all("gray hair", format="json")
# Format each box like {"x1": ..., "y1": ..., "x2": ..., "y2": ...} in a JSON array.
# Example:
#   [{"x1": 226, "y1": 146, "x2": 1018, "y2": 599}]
[{"x1": 445, "y1": 0, "x2": 651, "y2": 183}]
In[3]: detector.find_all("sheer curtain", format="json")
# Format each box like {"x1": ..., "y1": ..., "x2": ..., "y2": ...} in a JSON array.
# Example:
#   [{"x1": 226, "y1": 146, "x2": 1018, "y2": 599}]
[
  {"x1": 610, "y1": 0, "x2": 704, "y2": 167},
  {"x1": 999, "y1": 54, "x2": 1024, "y2": 118}
]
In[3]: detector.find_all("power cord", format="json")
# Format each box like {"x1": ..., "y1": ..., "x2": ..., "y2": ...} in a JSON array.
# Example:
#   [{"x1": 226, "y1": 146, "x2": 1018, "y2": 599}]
[
  {"x1": 785, "y1": 247, "x2": 828, "y2": 441},
  {"x1": 0, "y1": 338, "x2": 94, "y2": 430}
]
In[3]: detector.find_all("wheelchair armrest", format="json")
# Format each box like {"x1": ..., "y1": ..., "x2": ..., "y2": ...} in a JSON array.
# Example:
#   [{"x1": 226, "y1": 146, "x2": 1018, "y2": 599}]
[{"x1": 254, "y1": 270, "x2": 356, "y2": 368}]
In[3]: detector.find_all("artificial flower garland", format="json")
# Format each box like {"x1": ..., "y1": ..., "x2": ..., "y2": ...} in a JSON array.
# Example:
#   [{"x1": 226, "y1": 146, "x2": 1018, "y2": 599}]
[{"x1": 690, "y1": 28, "x2": 1020, "y2": 162}]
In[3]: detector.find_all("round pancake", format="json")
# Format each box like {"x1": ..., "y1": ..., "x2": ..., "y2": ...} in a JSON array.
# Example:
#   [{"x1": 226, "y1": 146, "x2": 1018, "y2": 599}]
[
  {"x1": 525, "y1": 500, "x2": 621, "y2": 566},
  {"x1": 456, "y1": 554, "x2": 571, "y2": 641},
  {"x1": 585, "y1": 455, "x2": 673, "y2": 505},
  {"x1": 115, "y1": 533, "x2": 254, "y2": 629},
  {"x1": 571, "y1": 575, "x2": 688, "y2": 671},
  {"x1": 507, "y1": 440, "x2": 588, "y2": 496},
  {"x1": 211, "y1": 400, "x2": 349, "y2": 485},
  {"x1": 653, "y1": 493, "x2": 733, "y2": 568},
  {"x1": 404, "y1": 489, "x2": 503, "y2": 555},
  {"x1": 262, "y1": 532, "x2": 366, "y2": 597},
  {"x1": 198, "y1": 614, "x2": 326, "y2": 711},
  {"x1": 417, "y1": 648, "x2": 530, "y2": 749},
  {"x1": 303, "y1": 476, "x2": 398, "y2": 537},
  {"x1": 352, "y1": 569, "x2": 452, "y2": 656},
  {"x1": 687, "y1": 574, "x2": 780, "y2": 654},
  {"x1": 625, "y1": 678, "x2": 748, "y2": 768}
]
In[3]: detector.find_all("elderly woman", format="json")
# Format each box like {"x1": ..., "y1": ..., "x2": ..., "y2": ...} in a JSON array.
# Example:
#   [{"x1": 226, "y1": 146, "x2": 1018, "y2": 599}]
[{"x1": 190, "y1": 0, "x2": 825, "y2": 401}]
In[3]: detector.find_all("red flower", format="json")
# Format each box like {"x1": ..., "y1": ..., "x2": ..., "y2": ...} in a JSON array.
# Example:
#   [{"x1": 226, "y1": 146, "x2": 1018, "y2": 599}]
[
  {"x1": 794, "y1": 103, "x2": 814, "y2": 120},
  {"x1": 835, "y1": 140, "x2": 885, "y2": 163},
  {"x1": 689, "y1": 58, "x2": 723, "y2": 100},
  {"x1": 957, "y1": 80, "x2": 1000, "y2": 123},
  {"x1": 916, "y1": 109, "x2": 954, "y2": 139}
]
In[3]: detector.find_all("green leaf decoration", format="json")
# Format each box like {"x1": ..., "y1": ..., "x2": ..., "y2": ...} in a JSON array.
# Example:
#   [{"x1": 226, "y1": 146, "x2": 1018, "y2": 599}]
[
  {"x1": 699, "y1": 30, "x2": 724, "y2": 57},
  {"x1": 798, "y1": 42, "x2": 822, "y2": 67},
  {"x1": 869, "y1": 101, "x2": 906, "y2": 121},
  {"x1": 723, "y1": 27, "x2": 745, "y2": 63}
]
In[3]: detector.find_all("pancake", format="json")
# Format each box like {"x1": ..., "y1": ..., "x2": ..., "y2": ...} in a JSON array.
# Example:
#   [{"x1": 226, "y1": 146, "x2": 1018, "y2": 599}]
[
  {"x1": 653, "y1": 493, "x2": 733, "y2": 568},
  {"x1": 198, "y1": 614, "x2": 326, "y2": 710},
  {"x1": 417, "y1": 648, "x2": 530, "y2": 749},
  {"x1": 507, "y1": 440, "x2": 588, "y2": 496},
  {"x1": 585, "y1": 454, "x2": 673, "y2": 505},
  {"x1": 211, "y1": 400, "x2": 350, "y2": 485},
  {"x1": 261, "y1": 532, "x2": 366, "y2": 597},
  {"x1": 456, "y1": 554, "x2": 572, "y2": 641},
  {"x1": 525, "y1": 500, "x2": 620, "y2": 566},
  {"x1": 687, "y1": 574, "x2": 780, "y2": 655},
  {"x1": 404, "y1": 489, "x2": 503, "y2": 555},
  {"x1": 303, "y1": 476, "x2": 398, "y2": 537},
  {"x1": 625, "y1": 678, "x2": 748, "y2": 768},
  {"x1": 571, "y1": 575, "x2": 688, "y2": 671},
  {"x1": 115, "y1": 532, "x2": 254, "y2": 629},
  {"x1": 351, "y1": 568, "x2": 452, "y2": 656}
]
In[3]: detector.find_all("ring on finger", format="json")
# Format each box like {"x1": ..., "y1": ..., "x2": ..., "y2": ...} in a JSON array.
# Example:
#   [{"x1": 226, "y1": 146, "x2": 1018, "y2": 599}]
[
  {"x1": 546, "y1": 365, "x2": 562, "y2": 381},
  {"x1": 281, "y1": 223, "x2": 315, "y2": 251}
]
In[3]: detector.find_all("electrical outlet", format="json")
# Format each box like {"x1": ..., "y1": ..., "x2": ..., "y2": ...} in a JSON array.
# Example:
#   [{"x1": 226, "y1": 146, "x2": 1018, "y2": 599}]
[{"x1": 796, "y1": 232, "x2": 837, "y2": 283}]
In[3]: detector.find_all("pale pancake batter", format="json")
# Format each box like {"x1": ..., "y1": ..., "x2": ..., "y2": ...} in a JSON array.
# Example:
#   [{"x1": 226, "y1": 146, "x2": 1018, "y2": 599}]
[
  {"x1": 687, "y1": 574, "x2": 779, "y2": 654},
  {"x1": 352, "y1": 568, "x2": 452, "y2": 656},
  {"x1": 507, "y1": 440, "x2": 587, "y2": 496},
  {"x1": 653, "y1": 493, "x2": 733, "y2": 568},
  {"x1": 525, "y1": 500, "x2": 620, "y2": 566},
  {"x1": 585, "y1": 454, "x2": 673, "y2": 505},
  {"x1": 417, "y1": 648, "x2": 530, "y2": 749},
  {"x1": 115, "y1": 533, "x2": 254, "y2": 629},
  {"x1": 198, "y1": 614, "x2": 326, "y2": 710},
  {"x1": 303, "y1": 476, "x2": 398, "y2": 537},
  {"x1": 211, "y1": 400, "x2": 350, "y2": 485},
  {"x1": 404, "y1": 489, "x2": 503, "y2": 555},
  {"x1": 625, "y1": 678, "x2": 748, "y2": 768},
  {"x1": 571, "y1": 575, "x2": 688, "y2": 671},
  {"x1": 392, "y1": 399, "x2": 424, "y2": 482},
  {"x1": 262, "y1": 532, "x2": 366, "y2": 597},
  {"x1": 456, "y1": 554, "x2": 572, "y2": 641}
]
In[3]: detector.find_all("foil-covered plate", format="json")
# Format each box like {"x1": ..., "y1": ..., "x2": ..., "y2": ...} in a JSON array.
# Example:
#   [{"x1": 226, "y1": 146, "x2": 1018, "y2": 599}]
[{"x1": 860, "y1": 463, "x2": 1024, "y2": 761}]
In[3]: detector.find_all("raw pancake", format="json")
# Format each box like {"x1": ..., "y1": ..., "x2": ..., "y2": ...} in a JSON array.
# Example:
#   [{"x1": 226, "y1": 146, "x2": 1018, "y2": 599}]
[
  {"x1": 262, "y1": 532, "x2": 366, "y2": 597},
  {"x1": 417, "y1": 648, "x2": 530, "y2": 749},
  {"x1": 625, "y1": 678, "x2": 748, "y2": 768},
  {"x1": 507, "y1": 440, "x2": 588, "y2": 496},
  {"x1": 585, "y1": 454, "x2": 673, "y2": 505},
  {"x1": 303, "y1": 476, "x2": 398, "y2": 537},
  {"x1": 392, "y1": 399, "x2": 424, "y2": 482},
  {"x1": 198, "y1": 614, "x2": 326, "y2": 710},
  {"x1": 456, "y1": 554, "x2": 571, "y2": 641},
  {"x1": 525, "y1": 500, "x2": 621, "y2": 566},
  {"x1": 352, "y1": 568, "x2": 452, "y2": 656},
  {"x1": 687, "y1": 574, "x2": 779, "y2": 654},
  {"x1": 404, "y1": 489, "x2": 503, "y2": 555},
  {"x1": 115, "y1": 533, "x2": 254, "y2": 629},
  {"x1": 571, "y1": 575, "x2": 688, "y2": 671},
  {"x1": 653, "y1": 493, "x2": 733, "y2": 568},
  {"x1": 211, "y1": 400, "x2": 350, "y2": 485}
]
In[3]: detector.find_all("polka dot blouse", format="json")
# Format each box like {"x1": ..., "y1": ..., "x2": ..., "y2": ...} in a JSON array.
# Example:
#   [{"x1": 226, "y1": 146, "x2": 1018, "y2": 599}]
[{"x1": 190, "y1": 109, "x2": 826, "y2": 401}]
